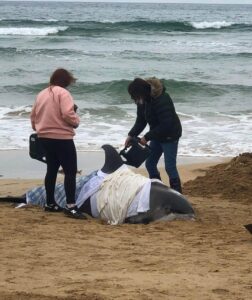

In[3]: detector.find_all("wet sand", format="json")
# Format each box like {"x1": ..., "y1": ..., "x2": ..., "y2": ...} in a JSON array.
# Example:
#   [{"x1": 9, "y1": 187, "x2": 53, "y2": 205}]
[{"x1": 0, "y1": 149, "x2": 227, "y2": 179}]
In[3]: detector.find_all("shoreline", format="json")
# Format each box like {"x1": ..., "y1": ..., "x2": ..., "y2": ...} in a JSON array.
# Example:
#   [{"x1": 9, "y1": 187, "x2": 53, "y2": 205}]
[
  {"x1": 0, "y1": 149, "x2": 230, "y2": 179},
  {"x1": 0, "y1": 150, "x2": 231, "y2": 197}
]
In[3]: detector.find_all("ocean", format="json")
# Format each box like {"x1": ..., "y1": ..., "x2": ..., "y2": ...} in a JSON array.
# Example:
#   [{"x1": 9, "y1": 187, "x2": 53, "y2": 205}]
[{"x1": 0, "y1": 1, "x2": 251, "y2": 157}]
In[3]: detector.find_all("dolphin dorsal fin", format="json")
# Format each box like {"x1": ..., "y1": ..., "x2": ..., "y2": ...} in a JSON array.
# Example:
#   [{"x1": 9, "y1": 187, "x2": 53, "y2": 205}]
[{"x1": 101, "y1": 144, "x2": 124, "y2": 174}]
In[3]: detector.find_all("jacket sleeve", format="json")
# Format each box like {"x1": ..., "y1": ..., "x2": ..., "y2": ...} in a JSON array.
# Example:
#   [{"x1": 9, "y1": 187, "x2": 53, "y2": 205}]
[
  {"x1": 128, "y1": 104, "x2": 147, "y2": 137},
  {"x1": 60, "y1": 90, "x2": 80, "y2": 128},
  {"x1": 144, "y1": 95, "x2": 175, "y2": 141}
]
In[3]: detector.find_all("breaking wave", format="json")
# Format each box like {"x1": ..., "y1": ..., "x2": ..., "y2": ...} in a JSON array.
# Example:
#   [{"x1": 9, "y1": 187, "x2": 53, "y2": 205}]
[{"x1": 0, "y1": 19, "x2": 251, "y2": 36}]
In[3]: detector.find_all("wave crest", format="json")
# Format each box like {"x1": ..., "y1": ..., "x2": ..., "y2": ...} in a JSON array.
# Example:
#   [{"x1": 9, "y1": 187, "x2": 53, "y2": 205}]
[
  {"x1": 1, "y1": 20, "x2": 251, "y2": 36},
  {"x1": 0, "y1": 26, "x2": 68, "y2": 36},
  {"x1": 2, "y1": 80, "x2": 252, "y2": 105},
  {"x1": 191, "y1": 21, "x2": 233, "y2": 29}
]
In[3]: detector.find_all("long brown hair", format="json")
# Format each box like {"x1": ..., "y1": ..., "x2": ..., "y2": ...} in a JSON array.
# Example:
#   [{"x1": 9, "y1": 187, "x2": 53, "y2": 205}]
[
  {"x1": 49, "y1": 68, "x2": 76, "y2": 88},
  {"x1": 128, "y1": 78, "x2": 151, "y2": 102}
]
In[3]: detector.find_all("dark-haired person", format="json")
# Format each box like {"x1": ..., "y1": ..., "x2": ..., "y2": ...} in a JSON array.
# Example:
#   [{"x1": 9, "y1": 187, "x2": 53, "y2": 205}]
[
  {"x1": 30, "y1": 68, "x2": 85, "y2": 219},
  {"x1": 125, "y1": 77, "x2": 183, "y2": 193}
]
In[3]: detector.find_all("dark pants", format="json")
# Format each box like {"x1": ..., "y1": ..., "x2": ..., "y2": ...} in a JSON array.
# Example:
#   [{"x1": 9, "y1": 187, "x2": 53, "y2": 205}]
[{"x1": 39, "y1": 138, "x2": 77, "y2": 205}]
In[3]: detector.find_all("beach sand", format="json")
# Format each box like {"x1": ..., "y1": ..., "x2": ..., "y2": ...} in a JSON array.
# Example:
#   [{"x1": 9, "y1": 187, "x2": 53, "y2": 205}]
[{"x1": 0, "y1": 153, "x2": 251, "y2": 300}]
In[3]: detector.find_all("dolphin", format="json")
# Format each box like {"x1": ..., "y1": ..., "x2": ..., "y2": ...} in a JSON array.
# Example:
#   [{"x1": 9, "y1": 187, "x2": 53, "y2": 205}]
[
  {"x1": 0, "y1": 144, "x2": 195, "y2": 224},
  {"x1": 79, "y1": 144, "x2": 195, "y2": 223}
]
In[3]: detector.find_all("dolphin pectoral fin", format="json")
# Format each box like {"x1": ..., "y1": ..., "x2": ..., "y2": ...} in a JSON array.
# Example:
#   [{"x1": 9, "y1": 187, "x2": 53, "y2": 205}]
[
  {"x1": 125, "y1": 212, "x2": 152, "y2": 224},
  {"x1": 125, "y1": 207, "x2": 172, "y2": 224}
]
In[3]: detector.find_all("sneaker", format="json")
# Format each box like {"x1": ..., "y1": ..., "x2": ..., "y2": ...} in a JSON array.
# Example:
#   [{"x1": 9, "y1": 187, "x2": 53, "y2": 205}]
[
  {"x1": 64, "y1": 205, "x2": 86, "y2": 219},
  {"x1": 44, "y1": 203, "x2": 63, "y2": 212}
]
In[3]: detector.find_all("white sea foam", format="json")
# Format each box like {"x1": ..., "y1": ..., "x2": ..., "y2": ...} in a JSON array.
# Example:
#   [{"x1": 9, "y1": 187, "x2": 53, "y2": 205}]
[
  {"x1": 180, "y1": 111, "x2": 252, "y2": 157},
  {"x1": 0, "y1": 106, "x2": 31, "y2": 118},
  {"x1": 1, "y1": 106, "x2": 251, "y2": 157},
  {"x1": 191, "y1": 21, "x2": 233, "y2": 29},
  {"x1": 32, "y1": 18, "x2": 59, "y2": 22},
  {"x1": 0, "y1": 26, "x2": 68, "y2": 36}
]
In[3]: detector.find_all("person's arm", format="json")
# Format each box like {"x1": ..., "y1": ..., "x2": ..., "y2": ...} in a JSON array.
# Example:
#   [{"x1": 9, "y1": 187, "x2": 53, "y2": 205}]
[
  {"x1": 60, "y1": 90, "x2": 80, "y2": 128},
  {"x1": 30, "y1": 102, "x2": 37, "y2": 131},
  {"x1": 128, "y1": 104, "x2": 147, "y2": 138}
]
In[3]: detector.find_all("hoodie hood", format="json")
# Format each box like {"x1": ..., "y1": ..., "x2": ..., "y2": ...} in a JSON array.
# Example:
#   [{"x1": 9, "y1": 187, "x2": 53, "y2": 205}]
[{"x1": 145, "y1": 77, "x2": 164, "y2": 99}]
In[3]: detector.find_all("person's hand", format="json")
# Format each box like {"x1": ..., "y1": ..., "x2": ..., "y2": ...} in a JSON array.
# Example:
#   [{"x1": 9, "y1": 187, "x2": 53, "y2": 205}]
[
  {"x1": 125, "y1": 136, "x2": 132, "y2": 147},
  {"x1": 139, "y1": 136, "x2": 147, "y2": 145},
  {"x1": 74, "y1": 104, "x2": 78, "y2": 112}
]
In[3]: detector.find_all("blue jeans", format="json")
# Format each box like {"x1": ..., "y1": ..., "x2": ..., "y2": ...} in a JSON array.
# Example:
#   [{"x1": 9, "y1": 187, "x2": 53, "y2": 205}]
[{"x1": 145, "y1": 139, "x2": 180, "y2": 180}]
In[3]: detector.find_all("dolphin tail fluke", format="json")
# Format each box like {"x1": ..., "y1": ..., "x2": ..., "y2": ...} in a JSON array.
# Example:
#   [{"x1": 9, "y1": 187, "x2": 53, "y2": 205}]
[{"x1": 0, "y1": 196, "x2": 26, "y2": 203}]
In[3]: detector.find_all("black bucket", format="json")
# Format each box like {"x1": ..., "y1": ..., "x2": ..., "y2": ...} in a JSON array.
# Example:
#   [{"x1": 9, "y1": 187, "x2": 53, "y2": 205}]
[
  {"x1": 120, "y1": 138, "x2": 151, "y2": 168},
  {"x1": 29, "y1": 133, "x2": 47, "y2": 163}
]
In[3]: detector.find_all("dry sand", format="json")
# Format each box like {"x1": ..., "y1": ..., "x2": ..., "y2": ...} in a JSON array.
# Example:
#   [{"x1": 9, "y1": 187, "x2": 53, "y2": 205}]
[{"x1": 0, "y1": 156, "x2": 251, "y2": 300}]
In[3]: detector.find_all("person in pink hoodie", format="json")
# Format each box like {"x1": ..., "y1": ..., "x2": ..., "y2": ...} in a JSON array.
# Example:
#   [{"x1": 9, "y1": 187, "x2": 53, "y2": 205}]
[{"x1": 30, "y1": 68, "x2": 85, "y2": 219}]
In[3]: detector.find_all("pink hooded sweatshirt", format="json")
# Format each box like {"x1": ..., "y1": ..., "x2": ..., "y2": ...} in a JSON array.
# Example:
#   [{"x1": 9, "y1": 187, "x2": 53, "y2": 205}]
[{"x1": 30, "y1": 86, "x2": 80, "y2": 140}]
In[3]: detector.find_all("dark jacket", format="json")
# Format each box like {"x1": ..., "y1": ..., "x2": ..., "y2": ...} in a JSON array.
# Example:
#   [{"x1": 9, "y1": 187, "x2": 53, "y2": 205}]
[{"x1": 128, "y1": 78, "x2": 182, "y2": 142}]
